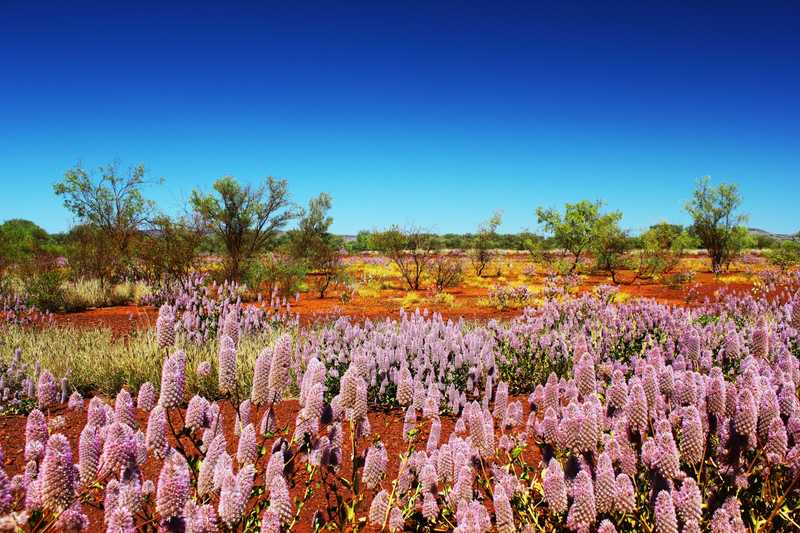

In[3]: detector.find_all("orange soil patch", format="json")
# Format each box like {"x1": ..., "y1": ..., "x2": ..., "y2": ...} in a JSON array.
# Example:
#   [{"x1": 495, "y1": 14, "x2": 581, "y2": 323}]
[{"x1": 52, "y1": 305, "x2": 158, "y2": 337}]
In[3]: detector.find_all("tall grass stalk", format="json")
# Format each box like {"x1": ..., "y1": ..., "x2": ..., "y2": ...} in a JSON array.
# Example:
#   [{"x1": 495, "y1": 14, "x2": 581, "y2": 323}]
[{"x1": 0, "y1": 324, "x2": 289, "y2": 399}]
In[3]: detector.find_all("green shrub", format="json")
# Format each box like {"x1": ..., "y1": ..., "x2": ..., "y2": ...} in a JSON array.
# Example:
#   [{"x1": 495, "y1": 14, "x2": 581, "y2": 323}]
[
  {"x1": 23, "y1": 270, "x2": 65, "y2": 312},
  {"x1": 247, "y1": 254, "x2": 308, "y2": 297},
  {"x1": 766, "y1": 239, "x2": 800, "y2": 271}
]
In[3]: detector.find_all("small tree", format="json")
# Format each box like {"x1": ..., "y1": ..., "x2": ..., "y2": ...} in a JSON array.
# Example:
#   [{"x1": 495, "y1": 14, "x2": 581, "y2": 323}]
[
  {"x1": 634, "y1": 222, "x2": 692, "y2": 279},
  {"x1": 536, "y1": 200, "x2": 618, "y2": 274},
  {"x1": 372, "y1": 226, "x2": 436, "y2": 290},
  {"x1": 64, "y1": 224, "x2": 120, "y2": 283},
  {"x1": 685, "y1": 177, "x2": 748, "y2": 273},
  {"x1": 190, "y1": 176, "x2": 297, "y2": 281},
  {"x1": 138, "y1": 214, "x2": 205, "y2": 286},
  {"x1": 347, "y1": 231, "x2": 374, "y2": 253},
  {"x1": 592, "y1": 212, "x2": 629, "y2": 284},
  {"x1": 54, "y1": 161, "x2": 158, "y2": 281},
  {"x1": 469, "y1": 211, "x2": 502, "y2": 277},
  {"x1": 287, "y1": 193, "x2": 345, "y2": 298},
  {"x1": 430, "y1": 253, "x2": 464, "y2": 292}
]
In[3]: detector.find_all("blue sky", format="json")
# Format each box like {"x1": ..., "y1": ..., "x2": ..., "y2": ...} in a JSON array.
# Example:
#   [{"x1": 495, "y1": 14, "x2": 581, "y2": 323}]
[{"x1": 1, "y1": 1, "x2": 798, "y2": 235}]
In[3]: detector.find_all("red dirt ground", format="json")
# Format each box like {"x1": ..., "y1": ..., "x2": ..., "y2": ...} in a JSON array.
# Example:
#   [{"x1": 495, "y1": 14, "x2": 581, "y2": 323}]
[{"x1": 0, "y1": 396, "x2": 538, "y2": 532}]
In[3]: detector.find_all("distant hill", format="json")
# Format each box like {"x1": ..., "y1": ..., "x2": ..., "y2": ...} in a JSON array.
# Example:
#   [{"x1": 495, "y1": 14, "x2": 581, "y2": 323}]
[{"x1": 748, "y1": 228, "x2": 796, "y2": 241}]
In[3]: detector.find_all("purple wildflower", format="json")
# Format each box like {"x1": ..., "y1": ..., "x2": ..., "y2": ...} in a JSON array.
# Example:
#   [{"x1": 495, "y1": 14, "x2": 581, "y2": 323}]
[
  {"x1": 543, "y1": 458, "x2": 568, "y2": 514},
  {"x1": 654, "y1": 490, "x2": 678, "y2": 533},
  {"x1": 137, "y1": 382, "x2": 157, "y2": 411},
  {"x1": 363, "y1": 444, "x2": 388, "y2": 489},
  {"x1": 251, "y1": 348, "x2": 272, "y2": 406},
  {"x1": 218, "y1": 335, "x2": 237, "y2": 394},
  {"x1": 40, "y1": 434, "x2": 76, "y2": 513},
  {"x1": 566, "y1": 470, "x2": 596, "y2": 532},
  {"x1": 156, "y1": 451, "x2": 190, "y2": 519}
]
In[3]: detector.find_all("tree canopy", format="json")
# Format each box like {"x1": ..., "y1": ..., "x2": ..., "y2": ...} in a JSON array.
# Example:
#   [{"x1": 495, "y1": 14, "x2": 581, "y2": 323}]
[
  {"x1": 536, "y1": 200, "x2": 622, "y2": 273},
  {"x1": 190, "y1": 176, "x2": 297, "y2": 281},
  {"x1": 685, "y1": 176, "x2": 748, "y2": 272}
]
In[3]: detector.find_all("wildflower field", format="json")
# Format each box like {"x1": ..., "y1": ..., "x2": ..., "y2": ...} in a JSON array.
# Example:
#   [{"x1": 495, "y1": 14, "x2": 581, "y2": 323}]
[
  {"x1": 1, "y1": 267, "x2": 799, "y2": 532},
  {"x1": 3, "y1": 2, "x2": 800, "y2": 530}
]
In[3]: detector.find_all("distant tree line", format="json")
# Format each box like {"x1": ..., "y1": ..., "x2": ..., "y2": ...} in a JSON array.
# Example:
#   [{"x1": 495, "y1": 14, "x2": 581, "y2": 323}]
[{"x1": 2, "y1": 165, "x2": 798, "y2": 310}]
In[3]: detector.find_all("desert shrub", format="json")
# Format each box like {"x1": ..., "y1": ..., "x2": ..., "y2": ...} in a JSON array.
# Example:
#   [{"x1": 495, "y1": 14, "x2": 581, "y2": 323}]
[
  {"x1": 591, "y1": 213, "x2": 630, "y2": 283},
  {"x1": 23, "y1": 269, "x2": 66, "y2": 312},
  {"x1": 137, "y1": 214, "x2": 205, "y2": 286},
  {"x1": 308, "y1": 256, "x2": 348, "y2": 299},
  {"x1": 536, "y1": 200, "x2": 622, "y2": 274},
  {"x1": 0, "y1": 219, "x2": 63, "y2": 275},
  {"x1": 247, "y1": 253, "x2": 308, "y2": 298},
  {"x1": 398, "y1": 291, "x2": 426, "y2": 309},
  {"x1": 468, "y1": 211, "x2": 502, "y2": 276},
  {"x1": 635, "y1": 222, "x2": 693, "y2": 279},
  {"x1": 685, "y1": 176, "x2": 749, "y2": 273},
  {"x1": 191, "y1": 175, "x2": 299, "y2": 281},
  {"x1": 754, "y1": 233, "x2": 779, "y2": 249},
  {"x1": 372, "y1": 225, "x2": 436, "y2": 290},
  {"x1": 766, "y1": 239, "x2": 800, "y2": 271},
  {"x1": 429, "y1": 291, "x2": 456, "y2": 307},
  {"x1": 64, "y1": 223, "x2": 123, "y2": 283},
  {"x1": 55, "y1": 162, "x2": 160, "y2": 283},
  {"x1": 285, "y1": 193, "x2": 346, "y2": 298},
  {"x1": 429, "y1": 253, "x2": 464, "y2": 292},
  {"x1": 486, "y1": 284, "x2": 533, "y2": 310},
  {"x1": 662, "y1": 269, "x2": 696, "y2": 290}
]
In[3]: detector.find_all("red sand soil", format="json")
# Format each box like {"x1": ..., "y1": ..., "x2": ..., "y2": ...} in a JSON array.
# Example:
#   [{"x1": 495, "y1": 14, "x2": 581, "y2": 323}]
[
  {"x1": 0, "y1": 395, "x2": 538, "y2": 532},
  {"x1": 52, "y1": 305, "x2": 158, "y2": 338}
]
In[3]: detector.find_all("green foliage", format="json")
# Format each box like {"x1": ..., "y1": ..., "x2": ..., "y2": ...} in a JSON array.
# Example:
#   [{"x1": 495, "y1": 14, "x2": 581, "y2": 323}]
[
  {"x1": 518, "y1": 230, "x2": 547, "y2": 265},
  {"x1": 23, "y1": 269, "x2": 66, "y2": 312},
  {"x1": 345, "y1": 230, "x2": 374, "y2": 252},
  {"x1": 536, "y1": 200, "x2": 623, "y2": 274},
  {"x1": 191, "y1": 175, "x2": 298, "y2": 281},
  {"x1": 346, "y1": 230, "x2": 539, "y2": 252},
  {"x1": 138, "y1": 214, "x2": 205, "y2": 285},
  {"x1": 766, "y1": 239, "x2": 800, "y2": 270},
  {"x1": 723, "y1": 226, "x2": 755, "y2": 270},
  {"x1": 685, "y1": 176, "x2": 748, "y2": 272},
  {"x1": 246, "y1": 253, "x2": 308, "y2": 297},
  {"x1": 591, "y1": 211, "x2": 629, "y2": 283},
  {"x1": 372, "y1": 226, "x2": 437, "y2": 290},
  {"x1": 469, "y1": 211, "x2": 503, "y2": 276},
  {"x1": 0, "y1": 219, "x2": 63, "y2": 271},
  {"x1": 54, "y1": 161, "x2": 158, "y2": 280},
  {"x1": 634, "y1": 222, "x2": 694, "y2": 279},
  {"x1": 286, "y1": 193, "x2": 345, "y2": 297},
  {"x1": 754, "y1": 233, "x2": 779, "y2": 249},
  {"x1": 63, "y1": 223, "x2": 121, "y2": 282}
]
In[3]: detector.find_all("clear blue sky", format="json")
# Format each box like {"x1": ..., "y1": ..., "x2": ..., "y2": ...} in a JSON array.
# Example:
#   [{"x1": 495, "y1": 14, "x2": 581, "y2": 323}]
[{"x1": 1, "y1": 1, "x2": 798, "y2": 235}]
